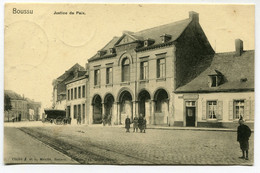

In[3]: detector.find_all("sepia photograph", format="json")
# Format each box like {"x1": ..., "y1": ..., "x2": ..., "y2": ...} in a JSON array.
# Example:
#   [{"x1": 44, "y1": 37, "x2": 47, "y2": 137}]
[{"x1": 3, "y1": 2, "x2": 255, "y2": 168}]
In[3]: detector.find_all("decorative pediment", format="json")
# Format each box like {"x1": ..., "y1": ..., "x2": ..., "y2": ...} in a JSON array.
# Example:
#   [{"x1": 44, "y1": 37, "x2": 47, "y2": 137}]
[{"x1": 115, "y1": 35, "x2": 136, "y2": 46}]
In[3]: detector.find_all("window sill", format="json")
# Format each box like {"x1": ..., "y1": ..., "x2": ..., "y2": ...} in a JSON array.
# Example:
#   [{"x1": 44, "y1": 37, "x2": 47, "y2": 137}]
[
  {"x1": 120, "y1": 82, "x2": 130, "y2": 86},
  {"x1": 206, "y1": 119, "x2": 218, "y2": 122},
  {"x1": 139, "y1": 79, "x2": 149, "y2": 83},
  {"x1": 94, "y1": 85, "x2": 101, "y2": 88},
  {"x1": 105, "y1": 84, "x2": 113, "y2": 87},
  {"x1": 156, "y1": 78, "x2": 166, "y2": 82}
]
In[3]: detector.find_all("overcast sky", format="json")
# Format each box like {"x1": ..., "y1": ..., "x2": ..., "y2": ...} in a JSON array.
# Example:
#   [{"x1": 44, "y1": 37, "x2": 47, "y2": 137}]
[{"x1": 4, "y1": 4, "x2": 254, "y2": 112}]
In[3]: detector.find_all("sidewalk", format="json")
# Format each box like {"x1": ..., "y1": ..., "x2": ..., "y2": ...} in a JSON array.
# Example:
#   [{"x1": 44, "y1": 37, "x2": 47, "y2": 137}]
[{"x1": 87, "y1": 124, "x2": 250, "y2": 132}]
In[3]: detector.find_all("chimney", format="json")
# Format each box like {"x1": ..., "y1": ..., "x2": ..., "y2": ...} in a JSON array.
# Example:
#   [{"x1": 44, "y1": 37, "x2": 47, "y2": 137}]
[
  {"x1": 189, "y1": 11, "x2": 199, "y2": 22},
  {"x1": 235, "y1": 39, "x2": 243, "y2": 56}
]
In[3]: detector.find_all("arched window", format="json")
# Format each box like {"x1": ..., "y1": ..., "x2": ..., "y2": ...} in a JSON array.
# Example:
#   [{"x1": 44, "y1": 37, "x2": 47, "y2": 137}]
[{"x1": 122, "y1": 58, "x2": 130, "y2": 82}]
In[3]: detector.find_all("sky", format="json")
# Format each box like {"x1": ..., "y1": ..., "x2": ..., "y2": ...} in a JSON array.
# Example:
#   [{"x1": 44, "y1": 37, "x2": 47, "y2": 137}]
[{"x1": 4, "y1": 4, "x2": 255, "y2": 113}]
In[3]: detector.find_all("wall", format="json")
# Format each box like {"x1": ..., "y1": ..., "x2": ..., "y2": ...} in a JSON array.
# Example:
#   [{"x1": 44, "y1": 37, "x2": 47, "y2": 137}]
[
  {"x1": 66, "y1": 78, "x2": 87, "y2": 124},
  {"x1": 174, "y1": 92, "x2": 254, "y2": 128}
]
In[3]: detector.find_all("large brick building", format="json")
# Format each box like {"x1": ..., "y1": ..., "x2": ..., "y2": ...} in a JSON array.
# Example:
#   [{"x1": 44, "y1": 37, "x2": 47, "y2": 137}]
[
  {"x1": 61, "y1": 11, "x2": 254, "y2": 128},
  {"x1": 86, "y1": 11, "x2": 216, "y2": 126}
]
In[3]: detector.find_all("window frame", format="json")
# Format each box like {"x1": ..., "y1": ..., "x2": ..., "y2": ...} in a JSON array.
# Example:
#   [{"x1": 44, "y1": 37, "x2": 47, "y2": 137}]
[
  {"x1": 140, "y1": 61, "x2": 149, "y2": 80},
  {"x1": 106, "y1": 67, "x2": 113, "y2": 84},
  {"x1": 122, "y1": 58, "x2": 130, "y2": 82},
  {"x1": 94, "y1": 69, "x2": 101, "y2": 86},
  {"x1": 207, "y1": 100, "x2": 218, "y2": 120},
  {"x1": 157, "y1": 58, "x2": 166, "y2": 79},
  {"x1": 233, "y1": 100, "x2": 245, "y2": 120}
]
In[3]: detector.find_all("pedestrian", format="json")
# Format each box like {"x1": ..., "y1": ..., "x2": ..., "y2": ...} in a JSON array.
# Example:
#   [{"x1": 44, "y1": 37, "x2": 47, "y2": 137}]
[
  {"x1": 143, "y1": 117, "x2": 147, "y2": 133},
  {"x1": 133, "y1": 115, "x2": 139, "y2": 132},
  {"x1": 78, "y1": 115, "x2": 81, "y2": 125},
  {"x1": 138, "y1": 114, "x2": 144, "y2": 133},
  {"x1": 12, "y1": 114, "x2": 15, "y2": 123},
  {"x1": 125, "y1": 115, "x2": 131, "y2": 133},
  {"x1": 237, "y1": 117, "x2": 251, "y2": 160}
]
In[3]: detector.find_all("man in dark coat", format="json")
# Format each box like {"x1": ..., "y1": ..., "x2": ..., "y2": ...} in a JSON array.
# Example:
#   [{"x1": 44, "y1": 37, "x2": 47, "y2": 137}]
[
  {"x1": 138, "y1": 114, "x2": 144, "y2": 133},
  {"x1": 142, "y1": 117, "x2": 147, "y2": 133},
  {"x1": 237, "y1": 118, "x2": 251, "y2": 160},
  {"x1": 133, "y1": 115, "x2": 139, "y2": 132},
  {"x1": 125, "y1": 116, "x2": 131, "y2": 133}
]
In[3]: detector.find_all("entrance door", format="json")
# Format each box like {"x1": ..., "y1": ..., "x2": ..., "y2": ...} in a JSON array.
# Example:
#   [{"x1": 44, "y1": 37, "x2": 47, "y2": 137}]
[{"x1": 186, "y1": 107, "x2": 195, "y2": 127}]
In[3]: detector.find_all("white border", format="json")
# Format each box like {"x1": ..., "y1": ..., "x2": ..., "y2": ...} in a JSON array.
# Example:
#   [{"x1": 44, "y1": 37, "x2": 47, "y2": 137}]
[{"x1": 0, "y1": 0, "x2": 258, "y2": 173}]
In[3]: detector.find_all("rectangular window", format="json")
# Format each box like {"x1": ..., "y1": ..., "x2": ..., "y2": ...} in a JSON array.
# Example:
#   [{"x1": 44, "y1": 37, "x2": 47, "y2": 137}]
[
  {"x1": 140, "y1": 61, "x2": 148, "y2": 80},
  {"x1": 234, "y1": 100, "x2": 244, "y2": 120},
  {"x1": 74, "y1": 88, "x2": 77, "y2": 99},
  {"x1": 106, "y1": 67, "x2": 113, "y2": 84},
  {"x1": 71, "y1": 89, "x2": 73, "y2": 100},
  {"x1": 157, "y1": 58, "x2": 165, "y2": 78},
  {"x1": 78, "y1": 86, "x2": 81, "y2": 99},
  {"x1": 73, "y1": 105, "x2": 77, "y2": 119},
  {"x1": 207, "y1": 101, "x2": 217, "y2": 119},
  {"x1": 82, "y1": 85, "x2": 86, "y2": 98},
  {"x1": 78, "y1": 104, "x2": 81, "y2": 118},
  {"x1": 94, "y1": 69, "x2": 101, "y2": 86},
  {"x1": 83, "y1": 104, "x2": 85, "y2": 122},
  {"x1": 67, "y1": 90, "x2": 70, "y2": 101}
]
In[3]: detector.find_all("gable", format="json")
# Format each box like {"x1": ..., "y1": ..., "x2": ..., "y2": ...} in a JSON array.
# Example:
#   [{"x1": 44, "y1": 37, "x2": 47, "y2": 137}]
[{"x1": 115, "y1": 34, "x2": 137, "y2": 46}]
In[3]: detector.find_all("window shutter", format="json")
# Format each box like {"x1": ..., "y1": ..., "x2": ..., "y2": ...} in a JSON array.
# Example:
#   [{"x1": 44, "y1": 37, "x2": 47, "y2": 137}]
[
  {"x1": 244, "y1": 100, "x2": 250, "y2": 120},
  {"x1": 251, "y1": 100, "x2": 254, "y2": 120},
  {"x1": 217, "y1": 101, "x2": 223, "y2": 120},
  {"x1": 202, "y1": 101, "x2": 206, "y2": 120},
  {"x1": 228, "y1": 101, "x2": 233, "y2": 120}
]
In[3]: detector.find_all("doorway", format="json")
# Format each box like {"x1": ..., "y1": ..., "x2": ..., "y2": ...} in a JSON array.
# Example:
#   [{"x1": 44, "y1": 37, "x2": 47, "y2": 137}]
[{"x1": 185, "y1": 101, "x2": 196, "y2": 127}]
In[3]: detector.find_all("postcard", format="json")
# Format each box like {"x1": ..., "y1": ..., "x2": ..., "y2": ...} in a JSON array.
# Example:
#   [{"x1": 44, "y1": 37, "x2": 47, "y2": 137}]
[{"x1": 4, "y1": 3, "x2": 255, "y2": 165}]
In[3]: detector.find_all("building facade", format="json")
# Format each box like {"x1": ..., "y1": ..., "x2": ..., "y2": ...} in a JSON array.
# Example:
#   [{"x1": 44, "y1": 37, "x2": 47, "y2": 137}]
[
  {"x1": 66, "y1": 70, "x2": 88, "y2": 125},
  {"x1": 84, "y1": 11, "x2": 254, "y2": 128},
  {"x1": 86, "y1": 11, "x2": 216, "y2": 126},
  {"x1": 175, "y1": 40, "x2": 254, "y2": 128}
]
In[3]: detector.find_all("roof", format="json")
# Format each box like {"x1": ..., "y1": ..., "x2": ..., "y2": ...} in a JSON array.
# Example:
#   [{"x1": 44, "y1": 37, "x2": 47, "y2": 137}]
[
  {"x1": 56, "y1": 63, "x2": 85, "y2": 81},
  {"x1": 4, "y1": 90, "x2": 24, "y2": 100},
  {"x1": 175, "y1": 50, "x2": 254, "y2": 93},
  {"x1": 65, "y1": 71, "x2": 87, "y2": 85},
  {"x1": 88, "y1": 17, "x2": 192, "y2": 62},
  {"x1": 88, "y1": 37, "x2": 120, "y2": 62}
]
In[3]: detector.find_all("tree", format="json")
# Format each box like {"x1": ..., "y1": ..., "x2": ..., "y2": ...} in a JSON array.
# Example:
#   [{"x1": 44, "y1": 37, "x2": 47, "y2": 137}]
[{"x1": 4, "y1": 94, "x2": 12, "y2": 122}]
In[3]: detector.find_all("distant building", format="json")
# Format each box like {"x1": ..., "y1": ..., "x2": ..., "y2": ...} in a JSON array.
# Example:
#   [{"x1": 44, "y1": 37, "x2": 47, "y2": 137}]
[
  {"x1": 26, "y1": 98, "x2": 41, "y2": 121},
  {"x1": 52, "y1": 63, "x2": 85, "y2": 110},
  {"x1": 65, "y1": 68, "x2": 88, "y2": 124},
  {"x1": 4, "y1": 90, "x2": 41, "y2": 122}
]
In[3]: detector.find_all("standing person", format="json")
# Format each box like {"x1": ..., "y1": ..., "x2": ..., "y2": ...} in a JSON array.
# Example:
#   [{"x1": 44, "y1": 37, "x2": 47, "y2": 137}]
[
  {"x1": 133, "y1": 115, "x2": 139, "y2": 132},
  {"x1": 12, "y1": 114, "x2": 15, "y2": 123},
  {"x1": 125, "y1": 115, "x2": 131, "y2": 133},
  {"x1": 143, "y1": 117, "x2": 147, "y2": 133},
  {"x1": 237, "y1": 118, "x2": 251, "y2": 160},
  {"x1": 78, "y1": 115, "x2": 81, "y2": 125},
  {"x1": 138, "y1": 114, "x2": 144, "y2": 133}
]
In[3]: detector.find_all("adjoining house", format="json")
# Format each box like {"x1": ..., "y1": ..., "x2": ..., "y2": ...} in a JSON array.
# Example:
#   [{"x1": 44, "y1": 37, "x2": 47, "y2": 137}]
[
  {"x1": 52, "y1": 63, "x2": 85, "y2": 110},
  {"x1": 175, "y1": 39, "x2": 254, "y2": 128},
  {"x1": 84, "y1": 11, "x2": 254, "y2": 128},
  {"x1": 65, "y1": 67, "x2": 88, "y2": 125}
]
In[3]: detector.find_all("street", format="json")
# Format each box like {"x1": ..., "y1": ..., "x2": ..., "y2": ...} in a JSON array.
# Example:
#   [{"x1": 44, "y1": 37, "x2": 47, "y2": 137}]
[
  {"x1": 4, "y1": 122, "x2": 254, "y2": 165},
  {"x1": 4, "y1": 123, "x2": 78, "y2": 164}
]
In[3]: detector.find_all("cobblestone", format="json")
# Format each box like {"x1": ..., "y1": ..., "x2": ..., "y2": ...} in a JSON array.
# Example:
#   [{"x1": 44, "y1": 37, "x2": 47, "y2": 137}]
[{"x1": 19, "y1": 124, "x2": 254, "y2": 165}]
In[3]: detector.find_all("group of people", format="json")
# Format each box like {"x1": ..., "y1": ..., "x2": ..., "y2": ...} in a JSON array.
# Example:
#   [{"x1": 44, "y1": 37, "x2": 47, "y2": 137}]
[{"x1": 125, "y1": 114, "x2": 146, "y2": 133}]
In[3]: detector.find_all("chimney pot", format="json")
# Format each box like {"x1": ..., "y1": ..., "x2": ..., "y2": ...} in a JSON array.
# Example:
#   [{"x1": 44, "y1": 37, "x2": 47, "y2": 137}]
[
  {"x1": 235, "y1": 39, "x2": 243, "y2": 56},
  {"x1": 189, "y1": 11, "x2": 199, "y2": 22}
]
